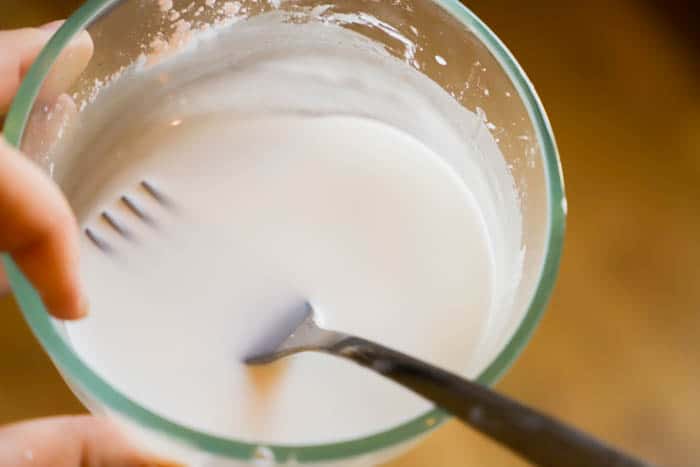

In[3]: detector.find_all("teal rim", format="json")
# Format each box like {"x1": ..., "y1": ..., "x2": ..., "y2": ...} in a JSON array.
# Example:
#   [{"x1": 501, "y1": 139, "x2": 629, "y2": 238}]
[{"x1": 3, "y1": 0, "x2": 566, "y2": 462}]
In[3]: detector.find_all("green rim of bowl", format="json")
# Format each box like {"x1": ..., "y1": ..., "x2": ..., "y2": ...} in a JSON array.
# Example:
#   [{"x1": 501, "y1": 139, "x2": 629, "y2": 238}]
[{"x1": 2, "y1": 0, "x2": 566, "y2": 462}]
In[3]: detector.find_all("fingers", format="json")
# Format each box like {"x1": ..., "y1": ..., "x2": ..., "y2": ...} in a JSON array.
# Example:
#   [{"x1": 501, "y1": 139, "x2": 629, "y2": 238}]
[
  {"x1": 0, "y1": 20, "x2": 94, "y2": 114},
  {"x1": 22, "y1": 92, "x2": 79, "y2": 159},
  {"x1": 0, "y1": 415, "x2": 182, "y2": 467},
  {"x1": 0, "y1": 20, "x2": 93, "y2": 312},
  {"x1": 0, "y1": 136, "x2": 85, "y2": 319},
  {"x1": 41, "y1": 23, "x2": 94, "y2": 104}
]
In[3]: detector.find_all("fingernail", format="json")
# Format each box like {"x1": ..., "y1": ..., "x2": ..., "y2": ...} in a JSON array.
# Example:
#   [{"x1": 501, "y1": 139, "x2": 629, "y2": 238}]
[
  {"x1": 38, "y1": 20, "x2": 65, "y2": 34},
  {"x1": 141, "y1": 459, "x2": 186, "y2": 467},
  {"x1": 76, "y1": 294, "x2": 90, "y2": 318},
  {"x1": 51, "y1": 294, "x2": 89, "y2": 320}
]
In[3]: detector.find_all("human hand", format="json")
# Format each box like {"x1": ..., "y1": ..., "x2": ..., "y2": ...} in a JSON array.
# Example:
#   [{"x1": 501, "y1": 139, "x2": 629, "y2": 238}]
[
  {"x1": 0, "y1": 20, "x2": 92, "y2": 319},
  {"x1": 0, "y1": 416, "x2": 181, "y2": 466},
  {"x1": 0, "y1": 21, "x2": 182, "y2": 467}
]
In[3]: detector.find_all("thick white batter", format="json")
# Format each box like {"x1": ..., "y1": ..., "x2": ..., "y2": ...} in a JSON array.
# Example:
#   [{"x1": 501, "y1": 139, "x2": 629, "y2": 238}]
[{"x1": 59, "y1": 13, "x2": 522, "y2": 445}]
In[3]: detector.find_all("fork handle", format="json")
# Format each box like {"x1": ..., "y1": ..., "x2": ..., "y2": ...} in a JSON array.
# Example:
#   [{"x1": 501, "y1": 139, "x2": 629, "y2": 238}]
[{"x1": 328, "y1": 336, "x2": 653, "y2": 467}]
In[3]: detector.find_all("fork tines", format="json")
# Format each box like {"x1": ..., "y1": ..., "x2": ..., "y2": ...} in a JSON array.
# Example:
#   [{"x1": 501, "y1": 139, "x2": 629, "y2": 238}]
[
  {"x1": 85, "y1": 227, "x2": 112, "y2": 253},
  {"x1": 121, "y1": 195, "x2": 153, "y2": 224},
  {"x1": 84, "y1": 180, "x2": 169, "y2": 253},
  {"x1": 141, "y1": 180, "x2": 172, "y2": 207}
]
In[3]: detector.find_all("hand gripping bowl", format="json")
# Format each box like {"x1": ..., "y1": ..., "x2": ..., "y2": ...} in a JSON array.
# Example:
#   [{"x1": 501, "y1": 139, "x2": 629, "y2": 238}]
[{"x1": 2, "y1": 0, "x2": 565, "y2": 465}]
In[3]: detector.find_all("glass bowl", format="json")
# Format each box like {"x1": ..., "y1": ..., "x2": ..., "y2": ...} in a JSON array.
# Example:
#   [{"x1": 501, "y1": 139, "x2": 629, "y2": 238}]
[{"x1": 2, "y1": 0, "x2": 565, "y2": 465}]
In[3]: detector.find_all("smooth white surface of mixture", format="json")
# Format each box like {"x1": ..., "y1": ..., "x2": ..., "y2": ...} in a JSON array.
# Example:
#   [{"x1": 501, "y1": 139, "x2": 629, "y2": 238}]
[{"x1": 59, "y1": 13, "x2": 522, "y2": 445}]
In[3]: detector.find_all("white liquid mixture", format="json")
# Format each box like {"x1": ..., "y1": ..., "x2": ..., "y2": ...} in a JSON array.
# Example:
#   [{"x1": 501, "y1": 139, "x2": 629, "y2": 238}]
[{"x1": 59, "y1": 13, "x2": 522, "y2": 445}]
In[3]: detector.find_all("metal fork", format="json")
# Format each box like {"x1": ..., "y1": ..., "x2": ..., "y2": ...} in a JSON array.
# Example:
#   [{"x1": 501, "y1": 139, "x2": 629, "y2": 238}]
[
  {"x1": 245, "y1": 303, "x2": 653, "y2": 467},
  {"x1": 84, "y1": 180, "x2": 170, "y2": 253}
]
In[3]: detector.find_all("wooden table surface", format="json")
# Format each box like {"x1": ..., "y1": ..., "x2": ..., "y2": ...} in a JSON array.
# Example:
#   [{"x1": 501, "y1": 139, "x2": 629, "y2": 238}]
[{"x1": 2, "y1": 1, "x2": 699, "y2": 466}]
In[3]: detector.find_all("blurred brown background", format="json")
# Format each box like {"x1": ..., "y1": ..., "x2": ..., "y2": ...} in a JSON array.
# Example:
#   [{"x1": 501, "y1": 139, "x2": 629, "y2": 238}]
[{"x1": 1, "y1": 1, "x2": 699, "y2": 466}]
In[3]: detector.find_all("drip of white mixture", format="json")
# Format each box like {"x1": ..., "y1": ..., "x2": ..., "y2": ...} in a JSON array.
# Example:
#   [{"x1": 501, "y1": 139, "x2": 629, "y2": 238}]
[{"x1": 57, "y1": 13, "x2": 522, "y2": 445}]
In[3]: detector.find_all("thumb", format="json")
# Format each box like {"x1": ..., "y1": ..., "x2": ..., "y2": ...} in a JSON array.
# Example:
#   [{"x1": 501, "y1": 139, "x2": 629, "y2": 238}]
[
  {"x1": 0, "y1": 415, "x2": 182, "y2": 467},
  {"x1": 0, "y1": 136, "x2": 86, "y2": 319}
]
